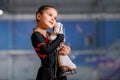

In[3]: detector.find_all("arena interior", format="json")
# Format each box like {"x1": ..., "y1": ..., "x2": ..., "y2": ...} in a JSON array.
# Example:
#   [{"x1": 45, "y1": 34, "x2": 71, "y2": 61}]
[{"x1": 0, "y1": 0, "x2": 120, "y2": 80}]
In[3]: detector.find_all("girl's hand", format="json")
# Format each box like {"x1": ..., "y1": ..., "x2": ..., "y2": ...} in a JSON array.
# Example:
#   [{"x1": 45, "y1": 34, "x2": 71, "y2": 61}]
[{"x1": 58, "y1": 45, "x2": 71, "y2": 55}]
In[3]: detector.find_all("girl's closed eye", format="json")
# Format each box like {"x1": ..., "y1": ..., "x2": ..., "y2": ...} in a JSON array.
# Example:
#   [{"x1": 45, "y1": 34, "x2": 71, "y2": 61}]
[
  {"x1": 54, "y1": 17, "x2": 57, "y2": 20},
  {"x1": 48, "y1": 13, "x2": 52, "y2": 17}
]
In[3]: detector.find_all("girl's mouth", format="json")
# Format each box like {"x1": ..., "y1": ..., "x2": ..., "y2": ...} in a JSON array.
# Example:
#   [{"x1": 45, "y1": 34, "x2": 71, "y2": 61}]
[{"x1": 49, "y1": 21, "x2": 53, "y2": 25}]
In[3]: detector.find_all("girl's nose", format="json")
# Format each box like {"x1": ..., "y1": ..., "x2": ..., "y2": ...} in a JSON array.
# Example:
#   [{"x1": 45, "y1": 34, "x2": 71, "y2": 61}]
[{"x1": 51, "y1": 18, "x2": 54, "y2": 21}]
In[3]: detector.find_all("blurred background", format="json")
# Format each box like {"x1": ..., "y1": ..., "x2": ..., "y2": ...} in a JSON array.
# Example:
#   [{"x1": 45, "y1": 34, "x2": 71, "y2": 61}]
[{"x1": 0, "y1": 0, "x2": 120, "y2": 80}]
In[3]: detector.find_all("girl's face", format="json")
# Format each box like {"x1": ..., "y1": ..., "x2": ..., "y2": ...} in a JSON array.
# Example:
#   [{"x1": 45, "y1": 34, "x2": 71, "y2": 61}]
[{"x1": 37, "y1": 8, "x2": 58, "y2": 29}]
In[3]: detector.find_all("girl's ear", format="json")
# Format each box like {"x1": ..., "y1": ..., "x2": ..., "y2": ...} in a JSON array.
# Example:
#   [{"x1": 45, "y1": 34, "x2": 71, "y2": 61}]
[{"x1": 36, "y1": 13, "x2": 41, "y2": 21}]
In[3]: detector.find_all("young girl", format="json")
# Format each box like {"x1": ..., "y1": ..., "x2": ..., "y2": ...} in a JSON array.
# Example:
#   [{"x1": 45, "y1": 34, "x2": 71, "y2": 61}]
[{"x1": 31, "y1": 5, "x2": 70, "y2": 80}]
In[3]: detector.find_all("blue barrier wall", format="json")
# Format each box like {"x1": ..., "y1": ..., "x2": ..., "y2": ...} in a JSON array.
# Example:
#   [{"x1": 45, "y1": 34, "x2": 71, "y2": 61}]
[{"x1": 0, "y1": 19, "x2": 120, "y2": 50}]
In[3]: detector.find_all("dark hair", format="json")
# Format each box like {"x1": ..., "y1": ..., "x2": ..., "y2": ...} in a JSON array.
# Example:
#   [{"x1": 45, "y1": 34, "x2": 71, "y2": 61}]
[
  {"x1": 36, "y1": 5, "x2": 57, "y2": 14},
  {"x1": 36, "y1": 5, "x2": 57, "y2": 22}
]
